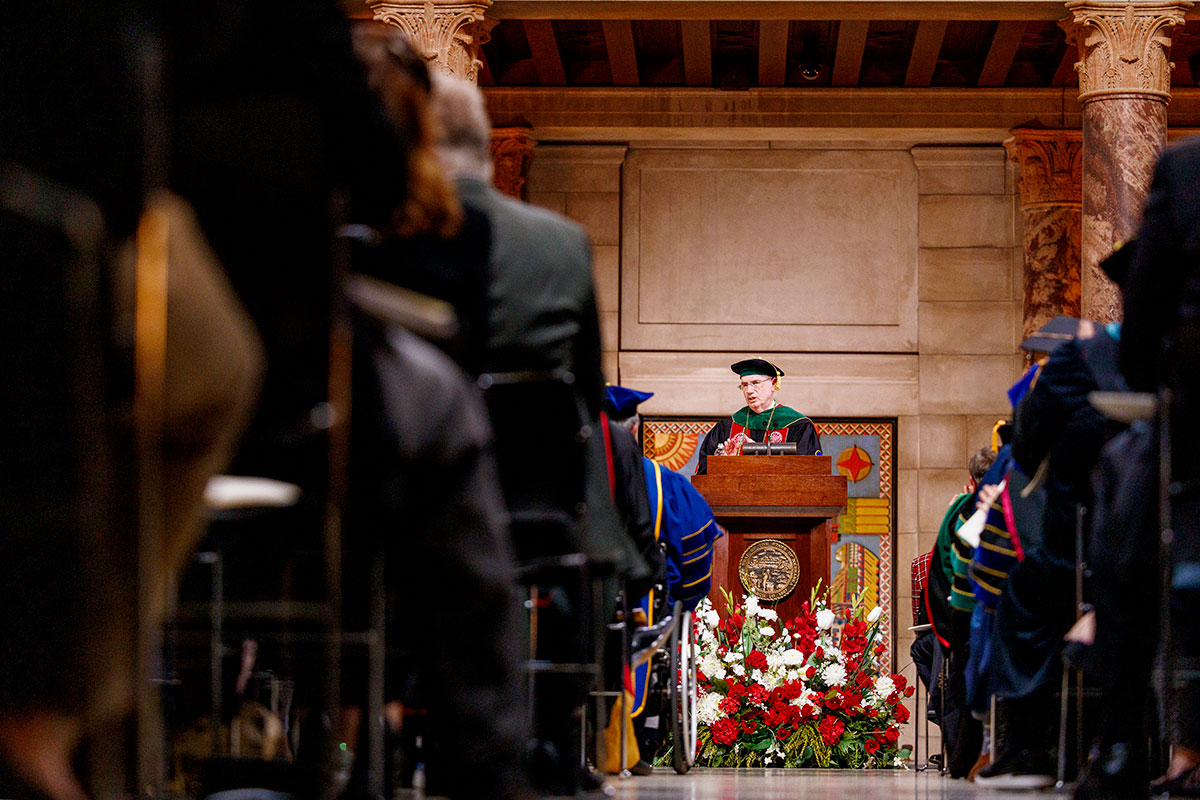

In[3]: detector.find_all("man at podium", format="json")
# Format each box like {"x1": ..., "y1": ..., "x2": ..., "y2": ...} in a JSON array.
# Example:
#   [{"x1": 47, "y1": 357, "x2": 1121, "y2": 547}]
[{"x1": 695, "y1": 357, "x2": 821, "y2": 475}]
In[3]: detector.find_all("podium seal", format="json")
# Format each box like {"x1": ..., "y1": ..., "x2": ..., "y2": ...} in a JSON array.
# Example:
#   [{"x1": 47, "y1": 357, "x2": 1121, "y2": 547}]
[{"x1": 738, "y1": 540, "x2": 800, "y2": 602}]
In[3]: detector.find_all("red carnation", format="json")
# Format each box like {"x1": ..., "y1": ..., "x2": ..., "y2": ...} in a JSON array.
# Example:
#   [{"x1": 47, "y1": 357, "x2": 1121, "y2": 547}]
[
  {"x1": 884, "y1": 727, "x2": 899, "y2": 743},
  {"x1": 855, "y1": 672, "x2": 872, "y2": 689},
  {"x1": 719, "y1": 697, "x2": 740, "y2": 715},
  {"x1": 864, "y1": 738, "x2": 881, "y2": 755},
  {"x1": 818, "y1": 716, "x2": 845, "y2": 745},
  {"x1": 894, "y1": 703, "x2": 910, "y2": 724},
  {"x1": 746, "y1": 649, "x2": 769, "y2": 672},
  {"x1": 748, "y1": 684, "x2": 769, "y2": 707},
  {"x1": 905, "y1": 686, "x2": 915, "y2": 698},
  {"x1": 805, "y1": 666, "x2": 817, "y2": 679},
  {"x1": 711, "y1": 717, "x2": 740, "y2": 745}
]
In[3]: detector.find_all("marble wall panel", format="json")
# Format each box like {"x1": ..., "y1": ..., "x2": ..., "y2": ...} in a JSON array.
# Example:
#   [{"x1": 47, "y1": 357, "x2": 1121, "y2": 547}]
[
  {"x1": 966, "y1": 414, "x2": 1004, "y2": 460},
  {"x1": 525, "y1": 192, "x2": 566, "y2": 214},
  {"x1": 621, "y1": 148, "x2": 918, "y2": 353},
  {"x1": 918, "y1": 354, "x2": 1020, "y2": 416},
  {"x1": 567, "y1": 192, "x2": 621, "y2": 246},
  {"x1": 918, "y1": 301, "x2": 1018, "y2": 355},
  {"x1": 524, "y1": 145, "x2": 627, "y2": 193},
  {"x1": 910, "y1": 146, "x2": 1007, "y2": 195},
  {"x1": 919, "y1": 195, "x2": 1014, "y2": 249},
  {"x1": 918, "y1": 415, "x2": 967, "y2": 469},
  {"x1": 898, "y1": 468, "x2": 918, "y2": 533},
  {"x1": 898, "y1": 416, "x2": 919, "y2": 470},
  {"x1": 919, "y1": 468, "x2": 970, "y2": 532},
  {"x1": 918, "y1": 248, "x2": 1014, "y2": 302},
  {"x1": 599, "y1": 310, "x2": 619, "y2": 353},
  {"x1": 617, "y1": 351, "x2": 919, "y2": 418},
  {"x1": 593, "y1": 245, "x2": 620, "y2": 313}
]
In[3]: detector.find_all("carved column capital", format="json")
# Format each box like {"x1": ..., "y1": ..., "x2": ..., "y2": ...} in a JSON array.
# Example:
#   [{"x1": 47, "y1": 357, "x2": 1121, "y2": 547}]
[
  {"x1": 1004, "y1": 128, "x2": 1083, "y2": 208},
  {"x1": 367, "y1": 0, "x2": 496, "y2": 83},
  {"x1": 490, "y1": 126, "x2": 537, "y2": 200},
  {"x1": 1064, "y1": 1, "x2": 1191, "y2": 103}
]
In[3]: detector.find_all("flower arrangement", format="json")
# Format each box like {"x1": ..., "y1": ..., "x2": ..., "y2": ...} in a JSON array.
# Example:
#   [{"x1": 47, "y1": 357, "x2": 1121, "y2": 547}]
[{"x1": 682, "y1": 586, "x2": 914, "y2": 769}]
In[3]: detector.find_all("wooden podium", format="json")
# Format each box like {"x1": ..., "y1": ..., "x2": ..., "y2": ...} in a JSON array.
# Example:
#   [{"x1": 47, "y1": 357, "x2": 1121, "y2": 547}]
[{"x1": 692, "y1": 456, "x2": 847, "y2": 622}]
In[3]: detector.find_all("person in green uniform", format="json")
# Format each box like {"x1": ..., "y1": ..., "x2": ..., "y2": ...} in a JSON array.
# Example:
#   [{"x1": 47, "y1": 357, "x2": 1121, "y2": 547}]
[{"x1": 695, "y1": 357, "x2": 821, "y2": 475}]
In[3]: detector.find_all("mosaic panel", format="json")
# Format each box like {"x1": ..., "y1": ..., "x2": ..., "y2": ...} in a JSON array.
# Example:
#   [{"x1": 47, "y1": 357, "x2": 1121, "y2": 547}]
[{"x1": 641, "y1": 416, "x2": 898, "y2": 666}]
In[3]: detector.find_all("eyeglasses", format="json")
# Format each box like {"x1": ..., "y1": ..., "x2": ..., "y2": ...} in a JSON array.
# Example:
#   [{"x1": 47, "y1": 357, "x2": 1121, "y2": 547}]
[{"x1": 738, "y1": 377, "x2": 773, "y2": 392}]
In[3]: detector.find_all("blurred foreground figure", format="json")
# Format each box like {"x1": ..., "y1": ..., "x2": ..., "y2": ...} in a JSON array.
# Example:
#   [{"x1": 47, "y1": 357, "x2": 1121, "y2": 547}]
[
  {"x1": 429, "y1": 75, "x2": 648, "y2": 795},
  {"x1": 1076, "y1": 135, "x2": 1200, "y2": 800},
  {"x1": 1, "y1": 3, "x2": 262, "y2": 798}
]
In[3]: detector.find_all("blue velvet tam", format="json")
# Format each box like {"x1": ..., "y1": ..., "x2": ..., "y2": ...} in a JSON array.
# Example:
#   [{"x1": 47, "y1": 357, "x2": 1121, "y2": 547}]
[{"x1": 604, "y1": 384, "x2": 654, "y2": 418}]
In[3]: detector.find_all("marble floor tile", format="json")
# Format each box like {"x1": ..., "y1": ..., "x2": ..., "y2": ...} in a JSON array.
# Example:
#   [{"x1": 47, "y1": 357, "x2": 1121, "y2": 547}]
[{"x1": 601, "y1": 769, "x2": 1055, "y2": 799}]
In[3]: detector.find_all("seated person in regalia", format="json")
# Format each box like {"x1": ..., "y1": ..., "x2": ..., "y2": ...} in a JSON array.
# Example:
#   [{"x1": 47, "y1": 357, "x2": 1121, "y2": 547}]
[{"x1": 695, "y1": 357, "x2": 820, "y2": 475}]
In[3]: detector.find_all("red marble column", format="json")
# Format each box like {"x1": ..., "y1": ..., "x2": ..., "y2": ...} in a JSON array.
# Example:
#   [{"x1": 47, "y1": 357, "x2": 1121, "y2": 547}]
[
  {"x1": 1005, "y1": 129, "x2": 1083, "y2": 340},
  {"x1": 1065, "y1": 1, "x2": 1190, "y2": 322}
]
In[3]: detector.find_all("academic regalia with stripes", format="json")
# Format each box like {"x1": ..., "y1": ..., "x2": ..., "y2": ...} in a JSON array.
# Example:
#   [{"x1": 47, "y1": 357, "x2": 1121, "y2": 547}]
[{"x1": 631, "y1": 458, "x2": 722, "y2": 717}]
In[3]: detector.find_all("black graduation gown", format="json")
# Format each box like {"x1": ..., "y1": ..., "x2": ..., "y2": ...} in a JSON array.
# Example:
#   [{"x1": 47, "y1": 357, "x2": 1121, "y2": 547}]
[{"x1": 695, "y1": 412, "x2": 820, "y2": 475}]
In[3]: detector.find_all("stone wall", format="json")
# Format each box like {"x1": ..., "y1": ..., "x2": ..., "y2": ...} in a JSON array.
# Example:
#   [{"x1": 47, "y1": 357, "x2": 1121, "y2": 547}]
[{"x1": 524, "y1": 138, "x2": 1025, "y2": 759}]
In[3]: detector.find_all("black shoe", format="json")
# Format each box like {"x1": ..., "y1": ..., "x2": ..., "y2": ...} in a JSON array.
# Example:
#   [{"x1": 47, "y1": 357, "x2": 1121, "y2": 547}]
[
  {"x1": 974, "y1": 748, "x2": 1055, "y2": 790},
  {"x1": 630, "y1": 759, "x2": 653, "y2": 776},
  {"x1": 1075, "y1": 742, "x2": 1148, "y2": 800}
]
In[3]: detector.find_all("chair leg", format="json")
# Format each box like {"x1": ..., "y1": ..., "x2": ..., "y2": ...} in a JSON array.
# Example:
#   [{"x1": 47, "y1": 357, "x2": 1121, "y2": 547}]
[{"x1": 1057, "y1": 668, "x2": 1070, "y2": 788}]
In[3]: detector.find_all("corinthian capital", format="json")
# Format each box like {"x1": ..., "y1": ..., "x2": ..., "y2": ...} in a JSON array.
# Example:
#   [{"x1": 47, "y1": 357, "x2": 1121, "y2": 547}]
[
  {"x1": 1004, "y1": 129, "x2": 1083, "y2": 208},
  {"x1": 1064, "y1": 1, "x2": 1191, "y2": 103},
  {"x1": 490, "y1": 127, "x2": 537, "y2": 199},
  {"x1": 367, "y1": 0, "x2": 496, "y2": 82}
]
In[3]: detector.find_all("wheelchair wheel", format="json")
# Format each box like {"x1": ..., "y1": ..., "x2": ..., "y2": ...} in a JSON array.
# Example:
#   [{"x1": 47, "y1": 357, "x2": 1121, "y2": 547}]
[{"x1": 667, "y1": 601, "x2": 697, "y2": 774}]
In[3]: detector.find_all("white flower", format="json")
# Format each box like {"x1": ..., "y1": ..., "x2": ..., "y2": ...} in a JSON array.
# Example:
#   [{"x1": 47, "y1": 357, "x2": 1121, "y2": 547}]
[
  {"x1": 701, "y1": 653, "x2": 723, "y2": 677},
  {"x1": 746, "y1": 596, "x2": 761, "y2": 616},
  {"x1": 867, "y1": 606, "x2": 883, "y2": 623},
  {"x1": 697, "y1": 692, "x2": 723, "y2": 725},
  {"x1": 782, "y1": 649, "x2": 805, "y2": 666},
  {"x1": 759, "y1": 626, "x2": 775, "y2": 637},
  {"x1": 874, "y1": 675, "x2": 896, "y2": 698},
  {"x1": 723, "y1": 650, "x2": 740, "y2": 663},
  {"x1": 821, "y1": 662, "x2": 847, "y2": 687},
  {"x1": 759, "y1": 608, "x2": 778, "y2": 621},
  {"x1": 816, "y1": 609, "x2": 836, "y2": 629},
  {"x1": 732, "y1": 663, "x2": 745, "y2": 677},
  {"x1": 704, "y1": 609, "x2": 721, "y2": 627}
]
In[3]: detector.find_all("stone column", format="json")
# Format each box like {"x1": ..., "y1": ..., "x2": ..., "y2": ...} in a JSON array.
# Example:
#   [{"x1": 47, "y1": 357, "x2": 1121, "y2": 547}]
[
  {"x1": 1004, "y1": 129, "x2": 1084, "y2": 340},
  {"x1": 367, "y1": 0, "x2": 496, "y2": 82},
  {"x1": 490, "y1": 126, "x2": 537, "y2": 199},
  {"x1": 1064, "y1": 1, "x2": 1190, "y2": 322}
]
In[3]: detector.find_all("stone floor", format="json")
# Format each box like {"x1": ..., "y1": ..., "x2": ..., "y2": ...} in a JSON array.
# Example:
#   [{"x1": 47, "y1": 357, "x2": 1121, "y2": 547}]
[{"x1": 602, "y1": 769, "x2": 1063, "y2": 799}]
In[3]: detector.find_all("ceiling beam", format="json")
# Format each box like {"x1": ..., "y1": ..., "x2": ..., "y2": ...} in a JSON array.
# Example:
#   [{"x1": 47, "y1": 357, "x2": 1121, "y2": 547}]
[
  {"x1": 602, "y1": 19, "x2": 640, "y2": 85},
  {"x1": 681, "y1": 20, "x2": 713, "y2": 86},
  {"x1": 485, "y1": 2, "x2": 1112, "y2": 22},
  {"x1": 1051, "y1": 42, "x2": 1078, "y2": 87},
  {"x1": 831, "y1": 19, "x2": 869, "y2": 87},
  {"x1": 523, "y1": 19, "x2": 566, "y2": 84},
  {"x1": 759, "y1": 19, "x2": 790, "y2": 86},
  {"x1": 977, "y1": 20, "x2": 1026, "y2": 86},
  {"x1": 904, "y1": 19, "x2": 947, "y2": 86},
  {"x1": 478, "y1": 49, "x2": 496, "y2": 86}
]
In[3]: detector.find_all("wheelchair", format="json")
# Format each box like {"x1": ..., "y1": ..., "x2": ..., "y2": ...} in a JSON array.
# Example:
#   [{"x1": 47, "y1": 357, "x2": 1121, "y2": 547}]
[{"x1": 630, "y1": 589, "x2": 699, "y2": 775}]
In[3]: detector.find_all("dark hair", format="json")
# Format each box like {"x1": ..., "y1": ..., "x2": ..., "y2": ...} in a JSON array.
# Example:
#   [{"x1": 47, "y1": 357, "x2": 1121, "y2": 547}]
[{"x1": 968, "y1": 447, "x2": 996, "y2": 484}]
